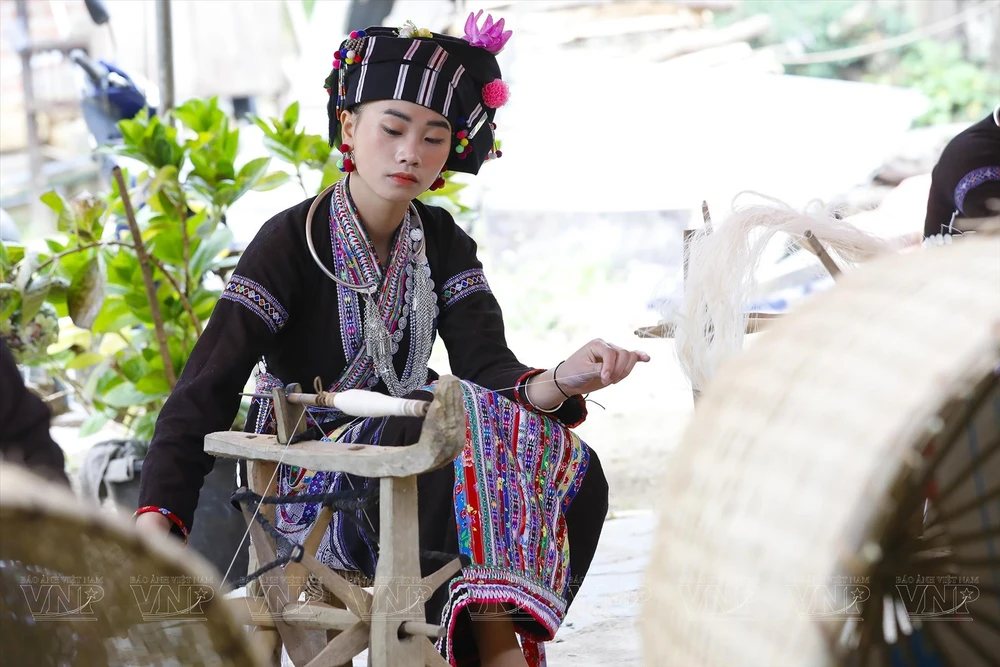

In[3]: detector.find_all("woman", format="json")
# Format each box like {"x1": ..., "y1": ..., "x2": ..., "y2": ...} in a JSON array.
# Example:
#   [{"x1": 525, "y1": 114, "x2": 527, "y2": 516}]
[
  {"x1": 135, "y1": 14, "x2": 648, "y2": 666},
  {"x1": 923, "y1": 104, "x2": 1000, "y2": 242}
]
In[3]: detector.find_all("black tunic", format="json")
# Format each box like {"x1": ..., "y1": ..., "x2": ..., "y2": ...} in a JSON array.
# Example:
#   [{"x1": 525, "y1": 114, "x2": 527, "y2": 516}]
[
  {"x1": 137, "y1": 189, "x2": 586, "y2": 533},
  {"x1": 924, "y1": 112, "x2": 1000, "y2": 239}
]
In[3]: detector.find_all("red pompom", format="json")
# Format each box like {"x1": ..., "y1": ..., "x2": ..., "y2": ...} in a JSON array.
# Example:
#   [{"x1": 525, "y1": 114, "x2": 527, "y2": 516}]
[
  {"x1": 481, "y1": 78, "x2": 510, "y2": 109},
  {"x1": 339, "y1": 143, "x2": 351, "y2": 154},
  {"x1": 456, "y1": 130, "x2": 467, "y2": 139},
  {"x1": 342, "y1": 158, "x2": 354, "y2": 172},
  {"x1": 495, "y1": 150, "x2": 503, "y2": 158}
]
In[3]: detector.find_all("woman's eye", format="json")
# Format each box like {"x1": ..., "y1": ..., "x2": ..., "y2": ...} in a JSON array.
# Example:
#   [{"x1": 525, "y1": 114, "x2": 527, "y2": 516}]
[
  {"x1": 381, "y1": 126, "x2": 402, "y2": 136},
  {"x1": 425, "y1": 138, "x2": 445, "y2": 145}
]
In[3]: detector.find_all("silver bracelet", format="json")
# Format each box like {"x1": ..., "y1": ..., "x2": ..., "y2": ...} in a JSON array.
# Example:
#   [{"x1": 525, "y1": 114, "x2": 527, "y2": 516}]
[{"x1": 523, "y1": 373, "x2": 564, "y2": 413}]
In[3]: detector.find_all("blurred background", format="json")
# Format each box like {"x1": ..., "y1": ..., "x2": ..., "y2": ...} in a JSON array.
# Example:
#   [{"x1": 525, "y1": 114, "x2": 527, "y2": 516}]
[
  {"x1": 1, "y1": 0, "x2": 998, "y2": 511},
  {"x1": 0, "y1": 2, "x2": 997, "y2": 663}
]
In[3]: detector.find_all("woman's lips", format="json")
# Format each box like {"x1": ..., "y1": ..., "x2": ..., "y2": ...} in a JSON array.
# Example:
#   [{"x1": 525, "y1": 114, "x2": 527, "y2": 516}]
[{"x1": 389, "y1": 173, "x2": 418, "y2": 185}]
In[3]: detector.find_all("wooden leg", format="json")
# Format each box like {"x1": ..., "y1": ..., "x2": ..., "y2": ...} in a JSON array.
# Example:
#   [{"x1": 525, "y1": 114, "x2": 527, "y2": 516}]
[
  {"x1": 322, "y1": 588, "x2": 354, "y2": 667},
  {"x1": 241, "y1": 500, "x2": 328, "y2": 666},
  {"x1": 369, "y1": 475, "x2": 424, "y2": 667},
  {"x1": 246, "y1": 460, "x2": 277, "y2": 598},
  {"x1": 243, "y1": 459, "x2": 330, "y2": 666}
]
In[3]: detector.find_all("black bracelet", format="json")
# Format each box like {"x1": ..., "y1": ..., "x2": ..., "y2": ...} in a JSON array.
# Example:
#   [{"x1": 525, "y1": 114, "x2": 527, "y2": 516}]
[{"x1": 553, "y1": 360, "x2": 574, "y2": 400}]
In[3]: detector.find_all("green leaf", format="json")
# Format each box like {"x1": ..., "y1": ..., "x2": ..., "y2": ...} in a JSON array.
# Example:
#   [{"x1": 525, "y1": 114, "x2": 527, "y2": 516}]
[
  {"x1": 40, "y1": 190, "x2": 77, "y2": 233},
  {"x1": 0, "y1": 287, "x2": 20, "y2": 321},
  {"x1": 320, "y1": 161, "x2": 346, "y2": 192},
  {"x1": 302, "y1": 0, "x2": 316, "y2": 19},
  {"x1": 130, "y1": 411, "x2": 160, "y2": 441},
  {"x1": 304, "y1": 137, "x2": 332, "y2": 170},
  {"x1": 190, "y1": 226, "x2": 233, "y2": 280},
  {"x1": 213, "y1": 182, "x2": 238, "y2": 209},
  {"x1": 148, "y1": 225, "x2": 185, "y2": 266},
  {"x1": 120, "y1": 356, "x2": 149, "y2": 384},
  {"x1": 102, "y1": 383, "x2": 154, "y2": 409},
  {"x1": 20, "y1": 280, "x2": 50, "y2": 322},
  {"x1": 209, "y1": 253, "x2": 240, "y2": 272},
  {"x1": 237, "y1": 157, "x2": 271, "y2": 189},
  {"x1": 67, "y1": 351, "x2": 105, "y2": 370},
  {"x1": 45, "y1": 239, "x2": 67, "y2": 254},
  {"x1": 283, "y1": 101, "x2": 300, "y2": 128},
  {"x1": 149, "y1": 164, "x2": 180, "y2": 197},
  {"x1": 252, "y1": 171, "x2": 292, "y2": 192},
  {"x1": 2, "y1": 242, "x2": 24, "y2": 266},
  {"x1": 262, "y1": 136, "x2": 299, "y2": 165},
  {"x1": 67, "y1": 256, "x2": 106, "y2": 329},
  {"x1": 83, "y1": 361, "x2": 115, "y2": 402},
  {"x1": 79, "y1": 412, "x2": 110, "y2": 438},
  {"x1": 14, "y1": 253, "x2": 37, "y2": 292},
  {"x1": 135, "y1": 371, "x2": 171, "y2": 397},
  {"x1": 123, "y1": 291, "x2": 154, "y2": 322},
  {"x1": 72, "y1": 194, "x2": 107, "y2": 240}
]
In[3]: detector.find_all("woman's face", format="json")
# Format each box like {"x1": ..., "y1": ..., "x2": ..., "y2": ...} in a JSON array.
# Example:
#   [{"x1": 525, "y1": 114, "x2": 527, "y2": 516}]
[{"x1": 341, "y1": 100, "x2": 452, "y2": 202}]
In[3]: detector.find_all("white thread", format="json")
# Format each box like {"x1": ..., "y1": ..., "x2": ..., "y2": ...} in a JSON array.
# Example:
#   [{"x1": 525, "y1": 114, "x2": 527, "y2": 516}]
[
  {"x1": 222, "y1": 406, "x2": 309, "y2": 585},
  {"x1": 661, "y1": 192, "x2": 902, "y2": 394}
]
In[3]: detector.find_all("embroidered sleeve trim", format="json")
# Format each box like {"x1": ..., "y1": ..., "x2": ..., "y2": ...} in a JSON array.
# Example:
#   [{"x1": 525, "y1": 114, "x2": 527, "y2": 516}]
[
  {"x1": 220, "y1": 274, "x2": 289, "y2": 333},
  {"x1": 440, "y1": 268, "x2": 491, "y2": 310},
  {"x1": 954, "y1": 165, "x2": 1000, "y2": 215}
]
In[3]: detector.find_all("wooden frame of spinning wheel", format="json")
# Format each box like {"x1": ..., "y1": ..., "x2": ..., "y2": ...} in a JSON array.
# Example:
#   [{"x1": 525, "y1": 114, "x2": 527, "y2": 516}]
[
  {"x1": 204, "y1": 375, "x2": 467, "y2": 667},
  {"x1": 634, "y1": 201, "x2": 843, "y2": 402}
]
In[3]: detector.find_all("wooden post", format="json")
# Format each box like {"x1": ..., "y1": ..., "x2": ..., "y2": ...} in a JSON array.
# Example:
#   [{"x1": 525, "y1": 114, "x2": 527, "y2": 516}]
[
  {"x1": 13, "y1": 0, "x2": 45, "y2": 234},
  {"x1": 272, "y1": 383, "x2": 307, "y2": 445},
  {"x1": 370, "y1": 476, "x2": 424, "y2": 667},
  {"x1": 682, "y1": 228, "x2": 695, "y2": 285},
  {"x1": 154, "y1": 0, "x2": 175, "y2": 116},
  {"x1": 803, "y1": 230, "x2": 842, "y2": 279},
  {"x1": 244, "y1": 461, "x2": 281, "y2": 665}
]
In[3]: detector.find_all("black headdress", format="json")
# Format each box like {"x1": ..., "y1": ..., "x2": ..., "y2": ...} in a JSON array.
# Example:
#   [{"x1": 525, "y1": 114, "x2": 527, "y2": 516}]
[{"x1": 324, "y1": 14, "x2": 512, "y2": 176}]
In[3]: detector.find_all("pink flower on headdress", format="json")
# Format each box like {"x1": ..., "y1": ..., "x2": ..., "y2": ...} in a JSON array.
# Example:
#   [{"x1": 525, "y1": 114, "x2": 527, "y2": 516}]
[
  {"x1": 482, "y1": 79, "x2": 509, "y2": 108},
  {"x1": 463, "y1": 10, "x2": 512, "y2": 54}
]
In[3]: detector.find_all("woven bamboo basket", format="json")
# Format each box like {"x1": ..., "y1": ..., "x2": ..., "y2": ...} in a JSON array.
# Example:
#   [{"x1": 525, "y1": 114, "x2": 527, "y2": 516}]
[
  {"x1": 0, "y1": 464, "x2": 265, "y2": 667},
  {"x1": 641, "y1": 234, "x2": 1000, "y2": 666}
]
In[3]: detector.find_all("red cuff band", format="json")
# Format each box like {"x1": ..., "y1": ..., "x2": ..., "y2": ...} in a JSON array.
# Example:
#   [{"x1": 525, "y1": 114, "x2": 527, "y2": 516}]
[{"x1": 135, "y1": 505, "x2": 189, "y2": 545}]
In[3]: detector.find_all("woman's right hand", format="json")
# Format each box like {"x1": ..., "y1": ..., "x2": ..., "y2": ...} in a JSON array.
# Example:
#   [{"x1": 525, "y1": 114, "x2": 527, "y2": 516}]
[{"x1": 135, "y1": 511, "x2": 172, "y2": 535}]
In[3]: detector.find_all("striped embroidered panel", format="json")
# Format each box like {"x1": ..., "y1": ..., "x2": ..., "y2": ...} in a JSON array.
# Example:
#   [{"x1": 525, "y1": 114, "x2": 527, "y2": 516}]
[
  {"x1": 220, "y1": 274, "x2": 289, "y2": 333},
  {"x1": 440, "y1": 268, "x2": 490, "y2": 310}
]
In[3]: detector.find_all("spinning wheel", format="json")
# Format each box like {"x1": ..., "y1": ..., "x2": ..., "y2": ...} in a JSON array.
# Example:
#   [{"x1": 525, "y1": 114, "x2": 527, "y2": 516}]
[
  {"x1": 641, "y1": 235, "x2": 1000, "y2": 666},
  {"x1": 205, "y1": 374, "x2": 467, "y2": 667}
]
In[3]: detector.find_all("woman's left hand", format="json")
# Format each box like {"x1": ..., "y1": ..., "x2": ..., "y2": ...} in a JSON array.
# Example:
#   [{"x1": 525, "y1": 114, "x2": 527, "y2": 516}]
[{"x1": 554, "y1": 339, "x2": 650, "y2": 396}]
